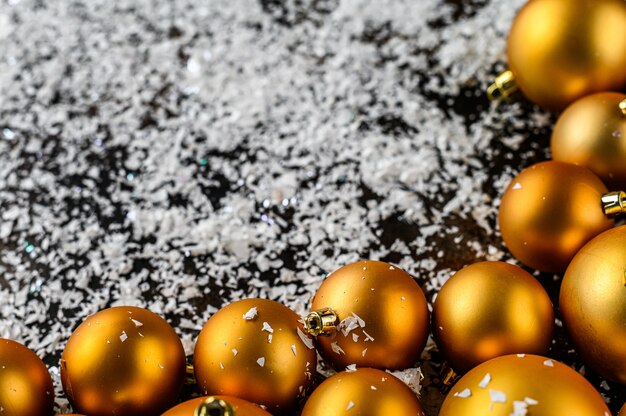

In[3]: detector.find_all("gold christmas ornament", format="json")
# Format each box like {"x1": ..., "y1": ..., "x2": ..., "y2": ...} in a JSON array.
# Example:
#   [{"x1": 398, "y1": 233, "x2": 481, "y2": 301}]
[
  {"x1": 193, "y1": 298, "x2": 317, "y2": 413},
  {"x1": 0, "y1": 339, "x2": 54, "y2": 416},
  {"x1": 305, "y1": 260, "x2": 429, "y2": 371},
  {"x1": 60, "y1": 306, "x2": 186, "y2": 416},
  {"x1": 432, "y1": 261, "x2": 553, "y2": 374},
  {"x1": 301, "y1": 368, "x2": 425, "y2": 416},
  {"x1": 619, "y1": 403, "x2": 626, "y2": 416},
  {"x1": 498, "y1": 161, "x2": 613, "y2": 273},
  {"x1": 161, "y1": 396, "x2": 271, "y2": 416},
  {"x1": 552, "y1": 93, "x2": 626, "y2": 189},
  {"x1": 488, "y1": 0, "x2": 626, "y2": 111},
  {"x1": 439, "y1": 354, "x2": 610, "y2": 415},
  {"x1": 560, "y1": 225, "x2": 626, "y2": 384}
]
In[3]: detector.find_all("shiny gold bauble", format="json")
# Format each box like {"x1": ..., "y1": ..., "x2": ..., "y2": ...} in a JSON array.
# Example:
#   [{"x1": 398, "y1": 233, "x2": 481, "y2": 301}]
[
  {"x1": 310, "y1": 260, "x2": 429, "y2": 371},
  {"x1": 0, "y1": 339, "x2": 54, "y2": 416},
  {"x1": 432, "y1": 261, "x2": 553, "y2": 373},
  {"x1": 551, "y1": 92, "x2": 626, "y2": 189},
  {"x1": 507, "y1": 0, "x2": 626, "y2": 111},
  {"x1": 439, "y1": 354, "x2": 610, "y2": 415},
  {"x1": 60, "y1": 306, "x2": 186, "y2": 416},
  {"x1": 161, "y1": 396, "x2": 271, "y2": 416},
  {"x1": 498, "y1": 161, "x2": 612, "y2": 273},
  {"x1": 619, "y1": 403, "x2": 626, "y2": 416},
  {"x1": 301, "y1": 368, "x2": 425, "y2": 416},
  {"x1": 194, "y1": 298, "x2": 317, "y2": 413},
  {"x1": 560, "y1": 225, "x2": 626, "y2": 384}
]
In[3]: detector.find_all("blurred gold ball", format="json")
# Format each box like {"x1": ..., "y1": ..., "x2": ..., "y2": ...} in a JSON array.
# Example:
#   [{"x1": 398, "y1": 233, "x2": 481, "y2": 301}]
[
  {"x1": 433, "y1": 261, "x2": 553, "y2": 373},
  {"x1": 0, "y1": 339, "x2": 54, "y2": 416},
  {"x1": 60, "y1": 306, "x2": 186, "y2": 416},
  {"x1": 498, "y1": 161, "x2": 612, "y2": 273},
  {"x1": 439, "y1": 355, "x2": 610, "y2": 415},
  {"x1": 619, "y1": 403, "x2": 626, "y2": 416},
  {"x1": 193, "y1": 298, "x2": 317, "y2": 413},
  {"x1": 507, "y1": 0, "x2": 626, "y2": 111},
  {"x1": 551, "y1": 92, "x2": 626, "y2": 189},
  {"x1": 161, "y1": 396, "x2": 271, "y2": 416},
  {"x1": 301, "y1": 368, "x2": 425, "y2": 416},
  {"x1": 560, "y1": 225, "x2": 626, "y2": 383},
  {"x1": 310, "y1": 260, "x2": 429, "y2": 370}
]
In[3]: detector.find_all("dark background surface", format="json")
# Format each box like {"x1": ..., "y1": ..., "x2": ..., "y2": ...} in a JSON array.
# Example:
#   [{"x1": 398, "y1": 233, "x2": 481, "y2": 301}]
[{"x1": 0, "y1": 0, "x2": 624, "y2": 414}]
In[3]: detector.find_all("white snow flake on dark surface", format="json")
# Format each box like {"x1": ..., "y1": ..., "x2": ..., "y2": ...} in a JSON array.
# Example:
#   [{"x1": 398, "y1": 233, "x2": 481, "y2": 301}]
[{"x1": 0, "y1": 0, "x2": 622, "y2": 414}]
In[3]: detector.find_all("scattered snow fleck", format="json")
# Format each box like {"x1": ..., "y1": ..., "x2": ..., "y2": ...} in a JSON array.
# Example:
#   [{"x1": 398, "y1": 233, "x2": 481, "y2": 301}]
[
  {"x1": 291, "y1": 344, "x2": 297, "y2": 356},
  {"x1": 454, "y1": 388, "x2": 471, "y2": 398},
  {"x1": 489, "y1": 389, "x2": 506, "y2": 403},
  {"x1": 346, "y1": 364, "x2": 357, "y2": 372},
  {"x1": 513, "y1": 182, "x2": 522, "y2": 190},
  {"x1": 346, "y1": 401, "x2": 355, "y2": 411},
  {"x1": 543, "y1": 359, "x2": 554, "y2": 367},
  {"x1": 478, "y1": 373, "x2": 491, "y2": 388},
  {"x1": 516, "y1": 354, "x2": 525, "y2": 358},
  {"x1": 257, "y1": 357, "x2": 265, "y2": 367},
  {"x1": 131, "y1": 319, "x2": 143, "y2": 327},
  {"x1": 243, "y1": 308, "x2": 258, "y2": 320},
  {"x1": 120, "y1": 331, "x2": 128, "y2": 342},
  {"x1": 331, "y1": 342, "x2": 345, "y2": 355},
  {"x1": 262, "y1": 322, "x2": 274, "y2": 333},
  {"x1": 232, "y1": 349, "x2": 238, "y2": 356},
  {"x1": 296, "y1": 328, "x2": 315, "y2": 350}
]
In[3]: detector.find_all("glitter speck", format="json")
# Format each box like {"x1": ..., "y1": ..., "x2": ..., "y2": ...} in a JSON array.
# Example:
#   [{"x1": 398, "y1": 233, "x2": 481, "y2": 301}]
[
  {"x1": 256, "y1": 357, "x2": 265, "y2": 367},
  {"x1": 120, "y1": 331, "x2": 128, "y2": 342},
  {"x1": 613, "y1": 130, "x2": 622, "y2": 138},
  {"x1": 543, "y1": 359, "x2": 554, "y2": 367},
  {"x1": 454, "y1": 388, "x2": 471, "y2": 398},
  {"x1": 513, "y1": 182, "x2": 522, "y2": 190},
  {"x1": 346, "y1": 401, "x2": 355, "y2": 411}
]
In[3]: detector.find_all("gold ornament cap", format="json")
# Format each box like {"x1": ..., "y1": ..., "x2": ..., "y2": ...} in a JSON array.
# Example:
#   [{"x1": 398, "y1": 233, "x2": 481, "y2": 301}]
[
  {"x1": 304, "y1": 307, "x2": 338, "y2": 336},
  {"x1": 195, "y1": 397, "x2": 235, "y2": 416},
  {"x1": 601, "y1": 191, "x2": 626, "y2": 217},
  {"x1": 487, "y1": 70, "x2": 518, "y2": 101}
]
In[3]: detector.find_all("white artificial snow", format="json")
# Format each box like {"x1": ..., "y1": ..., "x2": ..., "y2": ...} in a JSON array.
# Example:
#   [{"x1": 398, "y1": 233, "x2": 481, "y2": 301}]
[
  {"x1": 478, "y1": 373, "x2": 491, "y2": 388},
  {"x1": 454, "y1": 388, "x2": 471, "y2": 398}
]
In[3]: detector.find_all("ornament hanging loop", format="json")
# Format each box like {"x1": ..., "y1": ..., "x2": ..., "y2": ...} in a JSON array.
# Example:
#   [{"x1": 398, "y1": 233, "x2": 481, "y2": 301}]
[
  {"x1": 194, "y1": 397, "x2": 235, "y2": 416},
  {"x1": 304, "y1": 307, "x2": 338, "y2": 336},
  {"x1": 487, "y1": 70, "x2": 518, "y2": 101},
  {"x1": 620, "y1": 99, "x2": 626, "y2": 116},
  {"x1": 602, "y1": 191, "x2": 626, "y2": 217}
]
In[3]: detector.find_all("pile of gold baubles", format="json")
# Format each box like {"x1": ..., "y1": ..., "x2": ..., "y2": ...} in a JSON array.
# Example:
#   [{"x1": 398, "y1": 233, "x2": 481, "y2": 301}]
[
  {"x1": 3, "y1": 0, "x2": 626, "y2": 415},
  {"x1": 0, "y1": 260, "x2": 433, "y2": 415}
]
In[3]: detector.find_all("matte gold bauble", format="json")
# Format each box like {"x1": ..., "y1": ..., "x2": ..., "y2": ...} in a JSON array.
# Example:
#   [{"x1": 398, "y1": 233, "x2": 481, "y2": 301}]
[
  {"x1": 60, "y1": 306, "x2": 186, "y2": 416},
  {"x1": 161, "y1": 396, "x2": 271, "y2": 416},
  {"x1": 307, "y1": 260, "x2": 429, "y2": 371},
  {"x1": 301, "y1": 368, "x2": 425, "y2": 416},
  {"x1": 193, "y1": 298, "x2": 317, "y2": 414},
  {"x1": 0, "y1": 339, "x2": 54, "y2": 416},
  {"x1": 552, "y1": 92, "x2": 626, "y2": 189},
  {"x1": 433, "y1": 261, "x2": 553, "y2": 374},
  {"x1": 439, "y1": 355, "x2": 610, "y2": 415},
  {"x1": 498, "y1": 161, "x2": 612, "y2": 273},
  {"x1": 504, "y1": 0, "x2": 626, "y2": 111},
  {"x1": 560, "y1": 225, "x2": 626, "y2": 384}
]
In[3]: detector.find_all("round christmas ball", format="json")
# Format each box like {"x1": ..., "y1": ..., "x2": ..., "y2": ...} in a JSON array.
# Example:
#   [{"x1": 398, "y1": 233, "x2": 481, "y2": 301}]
[
  {"x1": 60, "y1": 306, "x2": 186, "y2": 416},
  {"x1": 161, "y1": 395, "x2": 271, "y2": 416},
  {"x1": 433, "y1": 261, "x2": 553, "y2": 374},
  {"x1": 552, "y1": 92, "x2": 626, "y2": 189},
  {"x1": 193, "y1": 298, "x2": 317, "y2": 413},
  {"x1": 498, "y1": 161, "x2": 612, "y2": 273},
  {"x1": 619, "y1": 403, "x2": 626, "y2": 416},
  {"x1": 439, "y1": 355, "x2": 610, "y2": 415},
  {"x1": 506, "y1": 0, "x2": 626, "y2": 111},
  {"x1": 0, "y1": 339, "x2": 54, "y2": 416},
  {"x1": 307, "y1": 260, "x2": 429, "y2": 371},
  {"x1": 301, "y1": 368, "x2": 425, "y2": 416},
  {"x1": 560, "y1": 225, "x2": 626, "y2": 383}
]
